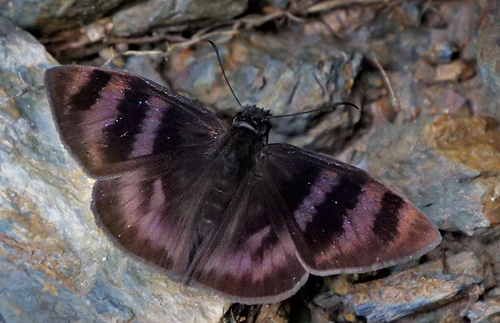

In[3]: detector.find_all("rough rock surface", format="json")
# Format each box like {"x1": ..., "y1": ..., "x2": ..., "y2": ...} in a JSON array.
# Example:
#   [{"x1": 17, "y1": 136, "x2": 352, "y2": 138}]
[
  {"x1": 366, "y1": 115, "x2": 500, "y2": 235},
  {"x1": 111, "y1": 0, "x2": 248, "y2": 36},
  {"x1": 1, "y1": 0, "x2": 500, "y2": 322},
  {"x1": 0, "y1": 0, "x2": 247, "y2": 36},
  {"x1": 342, "y1": 251, "x2": 484, "y2": 322},
  {"x1": 477, "y1": 0, "x2": 500, "y2": 101},
  {"x1": 0, "y1": 0, "x2": 126, "y2": 34},
  {"x1": 0, "y1": 17, "x2": 227, "y2": 322}
]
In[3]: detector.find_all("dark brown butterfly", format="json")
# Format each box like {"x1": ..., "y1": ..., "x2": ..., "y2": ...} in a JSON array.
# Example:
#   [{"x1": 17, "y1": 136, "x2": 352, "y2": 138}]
[{"x1": 44, "y1": 65, "x2": 441, "y2": 304}]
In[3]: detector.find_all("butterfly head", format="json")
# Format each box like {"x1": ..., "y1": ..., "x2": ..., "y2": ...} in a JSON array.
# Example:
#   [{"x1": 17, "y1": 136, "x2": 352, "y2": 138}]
[{"x1": 232, "y1": 105, "x2": 272, "y2": 138}]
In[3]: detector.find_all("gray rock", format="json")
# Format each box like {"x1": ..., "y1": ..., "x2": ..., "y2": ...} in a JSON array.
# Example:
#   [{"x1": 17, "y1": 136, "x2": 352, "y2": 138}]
[
  {"x1": 342, "y1": 251, "x2": 484, "y2": 323},
  {"x1": 0, "y1": 17, "x2": 227, "y2": 322},
  {"x1": 165, "y1": 33, "x2": 362, "y2": 150},
  {"x1": 111, "y1": 0, "x2": 247, "y2": 36},
  {"x1": 477, "y1": 0, "x2": 500, "y2": 100},
  {"x1": 467, "y1": 296, "x2": 500, "y2": 323},
  {"x1": 0, "y1": 0, "x2": 126, "y2": 33},
  {"x1": 397, "y1": 284, "x2": 484, "y2": 323},
  {"x1": 366, "y1": 115, "x2": 500, "y2": 235},
  {"x1": 0, "y1": 0, "x2": 247, "y2": 39}
]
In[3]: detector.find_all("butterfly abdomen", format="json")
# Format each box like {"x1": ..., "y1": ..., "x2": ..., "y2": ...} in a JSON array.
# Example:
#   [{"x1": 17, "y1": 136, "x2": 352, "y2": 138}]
[
  {"x1": 194, "y1": 122, "x2": 267, "y2": 230},
  {"x1": 184, "y1": 123, "x2": 269, "y2": 276}
]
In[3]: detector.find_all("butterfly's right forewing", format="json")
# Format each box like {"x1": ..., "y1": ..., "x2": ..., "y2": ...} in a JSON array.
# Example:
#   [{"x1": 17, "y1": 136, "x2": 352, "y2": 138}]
[{"x1": 45, "y1": 66, "x2": 226, "y2": 177}]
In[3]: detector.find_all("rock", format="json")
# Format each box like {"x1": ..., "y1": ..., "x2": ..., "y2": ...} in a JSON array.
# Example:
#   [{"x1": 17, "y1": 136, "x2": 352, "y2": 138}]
[
  {"x1": 342, "y1": 251, "x2": 484, "y2": 322},
  {"x1": 397, "y1": 284, "x2": 483, "y2": 323},
  {"x1": 164, "y1": 33, "x2": 363, "y2": 152},
  {"x1": 467, "y1": 296, "x2": 500, "y2": 322},
  {"x1": 2, "y1": 1, "x2": 500, "y2": 321},
  {"x1": 0, "y1": 0, "x2": 247, "y2": 37},
  {"x1": 110, "y1": 0, "x2": 247, "y2": 37},
  {"x1": 0, "y1": 0, "x2": 126, "y2": 34},
  {"x1": 366, "y1": 115, "x2": 500, "y2": 235},
  {"x1": 254, "y1": 303, "x2": 289, "y2": 323},
  {"x1": 0, "y1": 17, "x2": 227, "y2": 322},
  {"x1": 477, "y1": 0, "x2": 500, "y2": 99}
]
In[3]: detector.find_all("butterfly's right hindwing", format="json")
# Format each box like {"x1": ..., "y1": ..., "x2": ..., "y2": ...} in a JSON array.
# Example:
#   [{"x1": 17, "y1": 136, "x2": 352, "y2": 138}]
[{"x1": 93, "y1": 157, "x2": 213, "y2": 277}]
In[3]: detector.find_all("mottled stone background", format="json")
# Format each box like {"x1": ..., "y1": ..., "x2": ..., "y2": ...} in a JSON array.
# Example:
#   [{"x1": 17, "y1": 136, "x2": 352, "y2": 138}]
[{"x1": 0, "y1": 0, "x2": 499, "y2": 322}]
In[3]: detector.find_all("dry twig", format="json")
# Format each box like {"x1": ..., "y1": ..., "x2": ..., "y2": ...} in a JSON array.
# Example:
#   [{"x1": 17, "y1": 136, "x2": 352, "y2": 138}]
[
  {"x1": 45, "y1": 0, "x2": 394, "y2": 59},
  {"x1": 307, "y1": 0, "x2": 395, "y2": 14},
  {"x1": 102, "y1": 49, "x2": 169, "y2": 67},
  {"x1": 0, "y1": 73, "x2": 44, "y2": 105},
  {"x1": 368, "y1": 52, "x2": 399, "y2": 110}
]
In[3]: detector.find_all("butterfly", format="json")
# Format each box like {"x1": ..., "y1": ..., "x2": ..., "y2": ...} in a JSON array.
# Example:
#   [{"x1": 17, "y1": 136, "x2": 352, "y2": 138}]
[{"x1": 44, "y1": 65, "x2": 441, "y2": 304}]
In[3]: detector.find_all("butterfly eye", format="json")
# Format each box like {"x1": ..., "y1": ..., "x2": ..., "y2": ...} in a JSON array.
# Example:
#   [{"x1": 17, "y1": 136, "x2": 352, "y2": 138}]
[
  {"x1": 260, "y1": 121, "x2": 271, "y2": 137},
  {"x1": 231, "y1": 112, "x2": 243, "y2": 125},
  {"x1": 261, "y1": 121, "x2": 271, "y2": 144}
]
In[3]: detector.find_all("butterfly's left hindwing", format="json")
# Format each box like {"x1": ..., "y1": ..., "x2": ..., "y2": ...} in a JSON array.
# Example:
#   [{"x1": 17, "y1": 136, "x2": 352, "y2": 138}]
[{"x1": 189, "y1": 173, "x2": 308, "y2": 304}]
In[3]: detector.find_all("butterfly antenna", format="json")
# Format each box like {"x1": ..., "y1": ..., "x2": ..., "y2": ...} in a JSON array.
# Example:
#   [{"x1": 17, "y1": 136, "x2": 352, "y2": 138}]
[
  {"x1": 208, "y1": 40, "x2": 243, "y2": 108},
  {"x1": 270, "y1": 101, "x2": 359, "y2": 119}
]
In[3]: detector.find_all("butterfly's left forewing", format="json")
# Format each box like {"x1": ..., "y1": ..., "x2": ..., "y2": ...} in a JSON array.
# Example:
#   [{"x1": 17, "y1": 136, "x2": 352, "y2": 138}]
[{"x1": 258, "y1": 144, "x2": 441, "y2": 275}]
